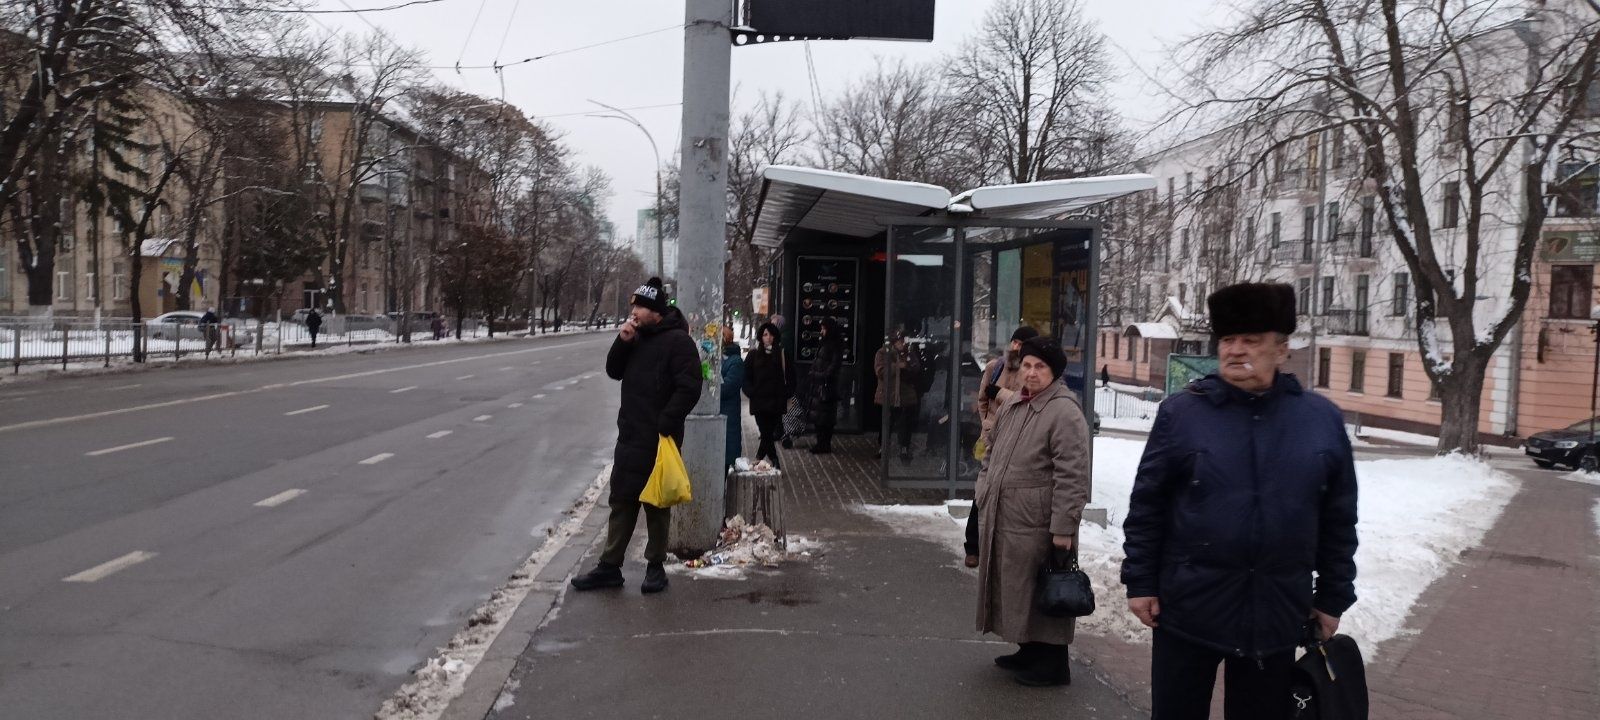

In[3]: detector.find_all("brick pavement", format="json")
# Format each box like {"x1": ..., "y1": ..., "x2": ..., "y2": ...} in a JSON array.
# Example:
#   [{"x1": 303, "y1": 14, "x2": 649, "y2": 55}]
[{"x1": 1363, "y1": 468, "x2": 1600, "y2": 719}]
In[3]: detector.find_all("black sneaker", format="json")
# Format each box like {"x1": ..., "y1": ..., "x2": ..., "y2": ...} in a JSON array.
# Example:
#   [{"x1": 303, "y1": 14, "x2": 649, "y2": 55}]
[
  {"x1": 570, "y1": 563, "x2": 624, "y2": 591},
  {"x1": 641, "y1": 562, "x2": 668, "y2": 594}
]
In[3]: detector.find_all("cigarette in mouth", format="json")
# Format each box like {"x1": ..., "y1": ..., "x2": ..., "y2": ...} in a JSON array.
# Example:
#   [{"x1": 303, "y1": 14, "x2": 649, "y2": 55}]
[{"x1": 1242, "y1": 362, "x2": 1255, "y2": 371}]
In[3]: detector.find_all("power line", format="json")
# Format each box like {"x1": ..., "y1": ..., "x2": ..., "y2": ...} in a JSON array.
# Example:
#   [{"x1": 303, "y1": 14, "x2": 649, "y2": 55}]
[
  {"x1": 240, "y1": 0, "x2": 454, "y2": 14},
  {"x1": 465, "y1": 24, "x2": 680, "y2": 72},
  {"x1": 539, "y1": 102, "x2": 680, "y2": 119},
  {"x1": 454, "y1": 0, "x2": 492, "y2": 71},
  {"x1": 492, "y1": 0, "x2": 524, "y2": 68}
]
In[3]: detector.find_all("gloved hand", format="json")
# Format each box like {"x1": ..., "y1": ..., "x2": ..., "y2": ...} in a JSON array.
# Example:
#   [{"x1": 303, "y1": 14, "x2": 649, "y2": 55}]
[
  {"x1": 658, "y1": 417, "x2": 685, "y2": 439},
  {"x1": 984, "y1": 382, "x2": 1001, "y2": 400}
]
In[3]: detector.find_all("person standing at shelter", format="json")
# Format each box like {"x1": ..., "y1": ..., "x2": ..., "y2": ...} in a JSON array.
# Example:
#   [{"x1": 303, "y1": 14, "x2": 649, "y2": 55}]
[
  {"x1": 721, "y1": 325, "x2": 745, "y2": 471},
  {"x1": 571, "y1": 277, "x2": 702, "y2": 595},
  {"x1": 1121, "y1": 283, "x2": 1359, "y2": 719},
  {"x1": 974, "y1": 336, "x2": 1092, "y2": 687},
  {"x1": 743, "y1": 322, "x2": 791, "y2": 467},
  {"x1": 874, "y1": 331, "x2": 922, "y2": 462},
  {"x1": 806, "y1": 318, "x2": 844, "y2": 455},
  {"x1": 305, "y1": 308, "x2": 323, "y2": 348},
  {"x1": 964, "y1": 325, "x2": 1039, "y2": 567}
]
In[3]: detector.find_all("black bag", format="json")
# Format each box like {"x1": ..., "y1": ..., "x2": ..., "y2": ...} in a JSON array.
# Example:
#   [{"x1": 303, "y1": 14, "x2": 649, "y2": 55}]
[
  {"x1": 1036, "y1": 548, "x2": 1095, "y2": 618},
  {"x1": 1289, "y1": 633, "x2": 1369, "y2": 720}
]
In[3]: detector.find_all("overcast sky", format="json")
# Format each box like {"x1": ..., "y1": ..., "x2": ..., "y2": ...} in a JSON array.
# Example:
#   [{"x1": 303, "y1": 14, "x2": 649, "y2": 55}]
[{"x1": 306, "y1": 0, "x2": 1212, "y2": 240}]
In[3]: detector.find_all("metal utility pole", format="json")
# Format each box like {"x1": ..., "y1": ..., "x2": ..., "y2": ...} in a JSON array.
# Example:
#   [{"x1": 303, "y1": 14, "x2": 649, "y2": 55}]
[
  {"x1": 668, "y1": 0, "x2": 731, "y2": 558},
  {"x1": 588, "y1": 101, "x2": 666, "y2": 278},
  {"x1": 1309, "y1": 116, "x2": 1331, "y2": 384}
]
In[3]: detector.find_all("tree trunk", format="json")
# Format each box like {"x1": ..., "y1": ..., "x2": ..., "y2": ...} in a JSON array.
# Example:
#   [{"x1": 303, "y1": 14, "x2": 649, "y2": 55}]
[{"x1": 1434, "y1": 353, "x2": 1489, "y2": 455}]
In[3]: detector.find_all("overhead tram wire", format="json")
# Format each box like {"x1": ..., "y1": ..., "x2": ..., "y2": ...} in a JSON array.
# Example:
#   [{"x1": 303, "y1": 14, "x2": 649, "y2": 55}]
[
  {"x1": 227, "y1": 0, "x2": 455, "y2": 14},
  {"x1": 454, "y1": 0, "x2": 493, "y2": 73}
]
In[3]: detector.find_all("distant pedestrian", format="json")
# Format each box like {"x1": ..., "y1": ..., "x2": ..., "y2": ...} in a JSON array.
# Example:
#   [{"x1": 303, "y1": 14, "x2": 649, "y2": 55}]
[
  {"x1": 571, "y1": 277, "x2": 701, "y2": 595},
  {"x1": 721, "y1": 325, "x2": 745, "y2": 471},
  {"x1": 305, "y1": 308, "x2": 323, "y2": 348},
  {"x1": 966, "y1": 326, "x2": 1039, "y2": 567},
  {"x1": 743, "y1": 322, "x2": 792, "y2": 467},
  {"x1": 1121, "y1": 283, "x2": 1359, "y2": 718},
  {"x1": 431, "y1": 315, "x2": 445, "y2": 341},
  {"x1": 974, "y1": 335, "x2": 1091, "y2": 687},
  {"x1": 806, "y1": 318, "x2": 844, "y2": 455},
  {"x1": 200, "y1": 307, "x2": 221, "y2": 355},
  {"x1": 1100, "y1": 364, "x2": 1110, "y2": 388}
]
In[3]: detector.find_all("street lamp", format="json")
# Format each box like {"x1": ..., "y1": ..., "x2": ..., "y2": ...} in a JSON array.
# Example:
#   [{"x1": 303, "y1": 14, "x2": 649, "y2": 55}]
[
  {"x1": 1586, "y1": 304, "x2": 1600, "y2": 472},
  {"x1": 586, "y1": 99, "x2": 666, "y2": 278}
]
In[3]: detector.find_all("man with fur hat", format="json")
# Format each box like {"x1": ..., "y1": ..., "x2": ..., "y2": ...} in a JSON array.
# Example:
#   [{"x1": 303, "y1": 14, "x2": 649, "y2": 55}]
[
  {"x1": 571, "y1": 277, "x2": 703, "y2": 595},
  {"x1": 1121, "y1": 283, "x2": 1359, "y2": 718}
]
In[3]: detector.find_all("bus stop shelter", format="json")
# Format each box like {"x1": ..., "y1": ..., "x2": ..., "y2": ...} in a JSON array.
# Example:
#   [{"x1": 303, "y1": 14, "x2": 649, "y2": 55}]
[{"x1": 751, "y1": 165, "x2": 1156, "y2": 492}]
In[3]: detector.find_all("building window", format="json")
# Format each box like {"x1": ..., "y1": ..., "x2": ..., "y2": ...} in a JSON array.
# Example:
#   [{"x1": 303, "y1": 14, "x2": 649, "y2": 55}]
[
  {"x1": 1317, "y1": 348, "x2": 1331, "y2": 388},
  {"x1": 1180, "y1": 228, "x2": 1190, "y2": 259},
  {"x1": 1387, "y1": 353, "x2": 1405, "y2": 398},
  {"x1": 1355, "y1": 275, "x2": 1369, "y2": 333},
  {"x1": 1320, "y1": 276, "x2": 1335, "y2": 314},
  {"x1": 1297, "y1": 277, "x2": 1311, "y2": 315},
  {"x1": 1350, "y1": 351, "x2": 1366, "y2": 393},
  {"x1": 1196, "y1": 284, "x2": 1207, "y2": 309},
  {"x1": 1179, "y1": 282, "x2": 1188, "y2": 306},
  {"x1": 1392, "y1": 272, "x2": 1410, "y2": 316},
  {"x1": 1554, "y1": 162, "x2": 1600, "y2": 217},
  {"x1": 1113, "y1": 333, "x2": 1121, "y2": 359},
  {"x1": 1244, "y1": 221, "x2": 1256, "y2": 252},
  {"x1": 113, "y1": 262, "x2": 127, "y2": 301},
  {"x1": 1270, "y1": 212, "x2": 1282, "y2": 247},
  {"x1": 1442, "y1": 181, "x2": 1461, "y2": 229},
  {"x1": 1302, "y1": 205, "x2": 1315, "y2": 242},
  {"x1": 1360, "y1": 196, "x2": 1376, "y2": 257},
  {"x1": 1167, "y1": 177, "x2": 1175, "y2": 213},
  {"x1": 85, "y1": 272, "x2": 96, "y2": 304},
  {"x1": 1326, "y1": 201, "x2": 1341, "y2": 243},
  {"x1": 1185, "y1": 171, "x2": 1193, "y2": 198},
  {"x1": 55, "y1": 271, "x2": 72, "y2": 301},
  {"x1": 1549, "y1": 264, "x2": 1594, "y2": 319},
  {"x1": 0, "y1": 247, "x2": 8, "y2": 298},
  {"x1": 1127, "y1": 336, "x2": 1137, "y2": 361}
]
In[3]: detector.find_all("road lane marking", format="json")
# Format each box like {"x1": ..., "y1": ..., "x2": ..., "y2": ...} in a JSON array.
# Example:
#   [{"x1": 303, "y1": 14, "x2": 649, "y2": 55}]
[
  {"x1": 390, "y1": 386, "x2": 418, "y2": 394},
  {"x1": 109, "y1": 384, "x2": 142, "y2": 391},
  {"x1": 508, "y1": 403, "x2": 523, "y2": 408},
  {"x1": 455, "y1": 374, "x2": 476, "y2": 381},
  {"x1": 531, "y1": 394, "x2": 546, "y2": 400},
  {"x1": 63, "y1": 551, "x2": 157, "y2": 583},
  {"x1": 86, "y1": 436, "x2": 174, "y2": 457},
  {"x1": 473, "y1": 415, "x2": 493, "y2": 422},
  {"x1": 499, "y1": 366, "x2": 514, "y2": 371},
  {"x1": 0, "y1": 339, "x2": 596, "y2": 434},
  {"x1": 255, "y1": 489, "x2": 306, "y2": 508},
  {"x1": 284, "y1": 404, "x2": 329, "y2": 416},
  {"x1": 427, "y1": 430, "x2": 452, "y2": 439},
  {"x1": 359, "y1": 453, "x2": 394, "y2": 465}
]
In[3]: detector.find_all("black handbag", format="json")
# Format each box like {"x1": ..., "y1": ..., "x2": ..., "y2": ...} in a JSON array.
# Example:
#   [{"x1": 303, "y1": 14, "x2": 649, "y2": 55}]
[
  {"x1": 1289, "y1": 632, "x2": 1369, "y2": 720},
  {"x1": 1036, "y1": 548, "x2": 1096, "y2": 618}
]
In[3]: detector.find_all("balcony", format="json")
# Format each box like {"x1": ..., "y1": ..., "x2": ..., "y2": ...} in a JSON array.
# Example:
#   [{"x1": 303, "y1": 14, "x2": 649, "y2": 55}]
[
  {"x1": 1270, "y1": 241, "x2": 1312, "y2": 265},
  {"x1": 358, "y1": 181, "x2": 389, "y2": 204},
  {"x1": 1322, "y1": 309, "x2": 1369, "y2": 336}
]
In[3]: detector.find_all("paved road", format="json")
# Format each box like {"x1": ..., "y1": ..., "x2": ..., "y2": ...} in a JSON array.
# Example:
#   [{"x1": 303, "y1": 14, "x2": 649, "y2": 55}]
[{"x1": 0, "y1": 332, "x2": 620, "y2": 719}]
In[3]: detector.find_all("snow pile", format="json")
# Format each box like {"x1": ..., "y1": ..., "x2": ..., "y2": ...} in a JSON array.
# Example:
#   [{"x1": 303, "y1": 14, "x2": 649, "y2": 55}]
[
  {"x1": 670, "y1": 515, "x2": 821, "y2": 581},
  {"x1": 373, "y1": 468, "x2": 609, "y2": 720},
  {"x1": 857, "y1": 437, "x2": 1519, "y2": 655},
  {"x1": 1562, "y1": 470, "x2": 1600, "y2": 487},
  {"x1": 1354, "y1": 427, "x2": 1440, "y2": 448}
]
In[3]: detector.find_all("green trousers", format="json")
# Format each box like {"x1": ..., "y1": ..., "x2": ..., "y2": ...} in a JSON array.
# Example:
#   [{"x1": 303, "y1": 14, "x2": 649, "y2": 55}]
[{"x1": 600, "y1": 497, "x2": 672, "y2": 566}]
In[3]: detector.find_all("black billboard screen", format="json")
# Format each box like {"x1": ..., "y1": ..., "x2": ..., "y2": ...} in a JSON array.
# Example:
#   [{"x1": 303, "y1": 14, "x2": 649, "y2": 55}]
[{"x1": 746, "y1": 0, "x2": 936, "y2": 42}]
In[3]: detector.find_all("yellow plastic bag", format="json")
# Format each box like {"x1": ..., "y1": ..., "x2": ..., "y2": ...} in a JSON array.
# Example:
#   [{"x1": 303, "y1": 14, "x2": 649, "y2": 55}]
[
  {"x1": 640, "y1": 435, "x2": 693, "y2": 508},
  {"x1": 973, "y1": 437, "x2": 988, "y2": 462}
]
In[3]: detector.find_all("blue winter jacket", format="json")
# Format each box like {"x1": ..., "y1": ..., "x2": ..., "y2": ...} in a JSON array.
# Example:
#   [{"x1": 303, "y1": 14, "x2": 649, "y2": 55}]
[{"x1": 1121, "y1": 372, "x2": 1358, "y2": 659}]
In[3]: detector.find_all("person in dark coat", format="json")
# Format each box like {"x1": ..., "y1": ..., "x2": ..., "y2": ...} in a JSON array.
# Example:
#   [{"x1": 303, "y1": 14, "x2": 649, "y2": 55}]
[
  {"x1": 305, "y1": 308, "x2": 323, "y2": 348},
  {"x1": 200, "y1": 307, "x2": 221, "y2": 354},
  {"x1": 806, "y1": 318, "x2": 844, "y2": 454},
  {"x1": 743, "y1": 322, "x2": 791, "y2": 467},
  {"x1": 1121, "y1": 283, "x2": 1359, "y2": 719},
  {"x1": 571, "y1": 277, "x2": 703, "y2": 595},
  {"x1": 720, "y1": 326, "x2": 745, "y2": 471}
]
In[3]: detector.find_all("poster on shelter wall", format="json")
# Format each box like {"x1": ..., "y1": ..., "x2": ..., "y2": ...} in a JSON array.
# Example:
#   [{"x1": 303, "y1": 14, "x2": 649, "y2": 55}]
[{"x1": 795, "y1": 256, "x2": 858, "y2": 365}]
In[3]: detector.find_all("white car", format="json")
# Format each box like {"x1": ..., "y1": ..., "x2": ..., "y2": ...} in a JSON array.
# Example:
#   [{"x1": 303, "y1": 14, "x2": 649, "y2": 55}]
[{"x1": 148, "y1": 311, "x2": 207, "y2": 341}]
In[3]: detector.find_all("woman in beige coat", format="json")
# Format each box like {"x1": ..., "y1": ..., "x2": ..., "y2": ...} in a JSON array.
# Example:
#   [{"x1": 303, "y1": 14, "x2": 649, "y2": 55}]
[{"x1": 974, "y1": 336, "x2": 1092, "y2": 687}]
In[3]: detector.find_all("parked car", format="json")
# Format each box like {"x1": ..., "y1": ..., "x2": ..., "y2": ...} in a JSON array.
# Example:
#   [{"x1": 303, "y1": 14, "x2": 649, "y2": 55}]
[
  {"x1": 1524, "y1": 418, "x2": 1600, "y2": 469},
  {"x1": 147, "y1": 311, "x2": 207, "y2": 341}
]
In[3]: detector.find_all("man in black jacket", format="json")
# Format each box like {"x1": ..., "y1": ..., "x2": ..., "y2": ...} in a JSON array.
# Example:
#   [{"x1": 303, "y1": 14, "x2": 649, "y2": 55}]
[
  {"x1": 572, "y1": 277, "x2": 703, "y2": 595},
  {"x1": 1121, "y1": 283, "x2": 1359, "y2": 719}
]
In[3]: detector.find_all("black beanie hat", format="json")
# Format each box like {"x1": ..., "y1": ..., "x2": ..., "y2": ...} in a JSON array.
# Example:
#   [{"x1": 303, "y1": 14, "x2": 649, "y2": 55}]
[
  {"x1": 1207, "y1": 283, "x2": 1297, "y2": 338},
  {"x1": 1010, "y1": 326, "x2": 1040, "y2": 344},
  {"x1": 1018, "y1": 336, "x2": 1068, "y2": 381},
  {"x1": 629, "y1": 277, "x2": 669, "y2": 314}
]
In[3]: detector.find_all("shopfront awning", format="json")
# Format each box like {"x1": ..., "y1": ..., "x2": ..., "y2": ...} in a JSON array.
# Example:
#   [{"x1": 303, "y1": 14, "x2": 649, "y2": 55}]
[{"x1": 752, "y1": 165, "x2": 1157, "y2": 248}]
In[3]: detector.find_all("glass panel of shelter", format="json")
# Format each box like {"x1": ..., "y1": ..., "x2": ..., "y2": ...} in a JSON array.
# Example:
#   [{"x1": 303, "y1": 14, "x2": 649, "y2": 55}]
[{"x1": 882, "y1": 223, "x2": 1097, "y2": 492}]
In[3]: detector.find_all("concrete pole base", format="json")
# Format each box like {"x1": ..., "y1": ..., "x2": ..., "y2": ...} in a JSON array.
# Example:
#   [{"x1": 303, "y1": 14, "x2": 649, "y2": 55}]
[{"x1": 669, "y1": 412, "x2": 727, "y2": 558}]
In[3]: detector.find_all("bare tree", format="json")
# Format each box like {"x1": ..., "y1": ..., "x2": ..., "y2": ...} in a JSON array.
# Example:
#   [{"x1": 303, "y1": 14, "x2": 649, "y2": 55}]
[
  {"x1": 946, "y1": 0, "x2": 1115, "y2": 185},
  {"x1": 726, "y1": 90, "x2": 808, "y2": 320},
  {"x1": 1177, "y1": 0, "x2": 1600, "y2": 453},
  {"x1": 810, "y1": 58, "x2": 978, "y2": 190}
]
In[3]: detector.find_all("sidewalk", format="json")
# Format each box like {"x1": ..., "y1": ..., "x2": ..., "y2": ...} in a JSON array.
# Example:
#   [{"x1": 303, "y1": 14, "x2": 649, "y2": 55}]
[
  {"x1": 484, "y1": 429, "x2": 1148, "y2": 719},
  {"x1": 474, "y1": 422, "x2": 1600, "y2": 720}
]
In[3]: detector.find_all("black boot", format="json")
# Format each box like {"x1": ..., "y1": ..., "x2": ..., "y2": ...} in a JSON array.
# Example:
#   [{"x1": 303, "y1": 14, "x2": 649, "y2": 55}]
[
  {"x1": 570, "y1": 563, "x2": 624, "y2": 591},
  {"x1": 641, "y1": 562, "x2": 668, "y2": 594},
  {"x1": 994, "y1": 644, "x2": 1035, "y2": 671},
  {"x1": 1014, "y1": 643, "x2": 1071, "y2": 687}
]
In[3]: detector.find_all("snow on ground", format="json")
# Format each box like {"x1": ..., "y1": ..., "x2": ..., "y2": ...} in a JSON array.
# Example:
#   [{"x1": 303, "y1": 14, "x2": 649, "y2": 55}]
[
  {"x1": 1562, "y1": 470, "x2": 1600, "y2": 488},
  {"x1": 1354, "y1": 426, "x2": 1441, "y2": 448},
  {"x1": 857, "y1": 436, "x2": 1519, "y2": 656},
  {"x1": 1099, "y1": 416, "x2": 1156, "y2": 433}
]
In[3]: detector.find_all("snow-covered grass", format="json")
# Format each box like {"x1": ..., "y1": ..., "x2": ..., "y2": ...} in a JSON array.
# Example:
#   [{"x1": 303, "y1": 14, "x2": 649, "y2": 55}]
[
  {"x1": 858, "y1": 436, "x2": 1519, "y2": 656},
  {"x1": 1355, "y1": 426, "x2": 1440, "y2": 448}
]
